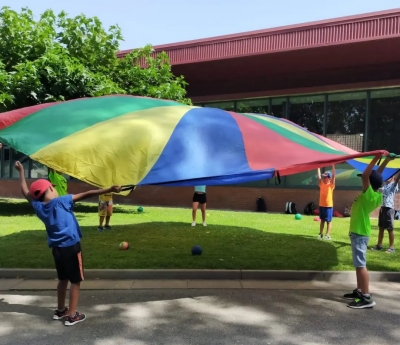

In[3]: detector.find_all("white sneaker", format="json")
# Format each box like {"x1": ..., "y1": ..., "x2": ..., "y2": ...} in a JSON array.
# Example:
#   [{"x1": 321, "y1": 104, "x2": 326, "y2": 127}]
[
  {"x1": 191, "y1": 221, "x2": 196, "y2": 226},
  {"x1": 203, "y1": 222, "x2": 207, "y2": 227},
  {"x1": 324, "y1": 235, "x2": 332, "y2": 240}
]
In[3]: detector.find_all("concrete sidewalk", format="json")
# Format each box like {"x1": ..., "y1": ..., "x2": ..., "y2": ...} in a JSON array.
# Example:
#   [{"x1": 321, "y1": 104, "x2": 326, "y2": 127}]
[
  {"x1": 2, "y1": 279, "x2": 400, "y2": 291},
  {"x1": 1, "y1": 268, "x2": 400, "y2": 282}
]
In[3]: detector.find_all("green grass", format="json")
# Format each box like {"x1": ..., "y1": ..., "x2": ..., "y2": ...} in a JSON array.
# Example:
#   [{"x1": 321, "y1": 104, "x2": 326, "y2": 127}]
[{"x1": 1, "y1": 198, "x2": 399, "y2": 271}]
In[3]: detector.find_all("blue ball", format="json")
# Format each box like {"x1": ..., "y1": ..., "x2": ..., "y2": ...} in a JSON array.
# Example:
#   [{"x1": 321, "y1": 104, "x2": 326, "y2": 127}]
[{"x1": 191, "y1": 245, "x2": 202, "y2": 256}]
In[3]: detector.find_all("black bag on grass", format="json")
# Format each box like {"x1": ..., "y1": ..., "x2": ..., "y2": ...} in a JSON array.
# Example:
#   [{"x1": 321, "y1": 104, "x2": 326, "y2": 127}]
[
  {"x1": 304, "y1": 201, "x2": 316, "y2": 215},
  {"x1": 285, "y1": 201, "x2": 297, "y2": 214}
]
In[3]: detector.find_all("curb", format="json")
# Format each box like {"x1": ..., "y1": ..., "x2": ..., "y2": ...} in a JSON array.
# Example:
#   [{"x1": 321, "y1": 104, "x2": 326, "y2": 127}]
[{"x1": 1, "y1": 269, "x2": 400, "y2": 282}]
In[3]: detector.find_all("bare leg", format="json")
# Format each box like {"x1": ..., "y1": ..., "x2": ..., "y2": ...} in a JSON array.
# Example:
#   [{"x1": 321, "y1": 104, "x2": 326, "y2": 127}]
[
  {"x1": 356, "y1": 267, "x2": 369, "y2": 295},
  {"x1": 201, "y1": 203, "x2": 206, "y2": 223},
  {"x1": 105, "y1": 216, "x2": 111, "y2": 226},
  {"x1": 57, "y1": 280, "x2": 68, "y2": 310},
  {"x1": 68, "y1": 283, "x2": 81, "y2": 316},
  {"x1": 326, "y1": 222, "x2": 332, "y2": 236},
  {"x1": 99, "y1": 216, "x2": 105, "y2": 227},
  {"x1": 377, "y1": 227, "x2": 385, "y2": 246},
  {"x1": 192, "y1": 202, "x2": 199, "y2": 222},
  {"x1": 388, "y1": 230, "x2": 395, "y2": 249},
  {"x1": 319, "y1": 221, "x2": 325, "y2": 235}
]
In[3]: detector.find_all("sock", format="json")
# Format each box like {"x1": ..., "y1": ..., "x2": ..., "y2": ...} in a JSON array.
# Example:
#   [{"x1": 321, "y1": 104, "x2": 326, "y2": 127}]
[
  {"x1": 58, "y1": 307, "x2": 67, "y2": 312},
  {"x1": 356, "y1": 289, "x2": 361, "y2": 292}
]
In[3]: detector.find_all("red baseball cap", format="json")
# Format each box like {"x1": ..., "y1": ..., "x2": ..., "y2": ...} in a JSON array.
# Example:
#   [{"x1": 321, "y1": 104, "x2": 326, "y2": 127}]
[{"x1": 29, "y1": 179, "x2": 54, "y2": 199}]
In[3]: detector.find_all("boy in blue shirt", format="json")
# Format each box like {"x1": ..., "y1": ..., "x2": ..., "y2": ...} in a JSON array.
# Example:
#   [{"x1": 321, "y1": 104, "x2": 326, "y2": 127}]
[{"x1": 15, "y1": 161, "x2": 121, "y2": 326}]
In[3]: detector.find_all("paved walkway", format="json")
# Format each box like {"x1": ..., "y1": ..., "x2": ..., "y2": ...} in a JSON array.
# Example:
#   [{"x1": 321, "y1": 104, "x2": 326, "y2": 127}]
[
  {"x1": 1, "y1": 288, "x2": 400, "y2": 345},
  {"x1": 2, "y1": 279, "x2": 400, "y2": 291}
]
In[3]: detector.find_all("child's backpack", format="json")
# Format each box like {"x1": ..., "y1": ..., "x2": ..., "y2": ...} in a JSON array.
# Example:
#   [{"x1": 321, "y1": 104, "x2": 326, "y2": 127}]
[
  {"x1": 285, "y1": 201, "x2": 297, "y2": 214},
  {"x1": 256, "y1": 197, "x2": 267, "y2": 212},
  {"x1": 304, "y1": 202, "x2": 316, "y2": 215}
]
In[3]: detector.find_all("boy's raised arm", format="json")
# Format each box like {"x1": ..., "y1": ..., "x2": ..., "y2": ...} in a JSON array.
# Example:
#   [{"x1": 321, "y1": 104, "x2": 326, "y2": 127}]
[
  {"x1": 317, "y1": 168, "x2": 322, "y2": 182},
  {"x1": 377, "y1": 154, "x2": 395, "y2": 175},
  {"x1": 72, "y1": 186, "x2": 121, "y2": 202},
  {"x1": 362, "y1": 154, "x2": 386, "y2": 192},
  {"x1": 14, "y1": 161, "x2": 31, "y2": 202},
  {"x1": 331, "y1": 165, "x2": 336, "y2": 185}
]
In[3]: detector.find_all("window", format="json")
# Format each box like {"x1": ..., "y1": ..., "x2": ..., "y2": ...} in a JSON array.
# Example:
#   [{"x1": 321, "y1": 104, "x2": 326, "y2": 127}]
[
  {"x1": 236, "y1": 99, "x2": 269, "y2": 114},
  {"x1": 327, "y1": 92, "x2": 366, "y2": 152},
  {"x1": 369, "y1": 89, "x2": 400, "y2": 153},
  {"x1": 30, "y1": 160, "x2": 48, "y2": 179},
  {"x1": 1, "y1": 145, "x2": 10, "y2": 178},
  {"x1": 270, "y1": 98, "x2": 287, "y2": 118},
  {"x1": 204, "y1": 101, "x2": 235, "y2": 111},
  {"x1": 10, "y1": 149, "x2": 29, "y2": 178},
  {"x1": 288, "y1": 95, "x2": 324, "y2": 135},
  {"x1": 285, "y1": 169, "x2": 319, "y2": 188}
]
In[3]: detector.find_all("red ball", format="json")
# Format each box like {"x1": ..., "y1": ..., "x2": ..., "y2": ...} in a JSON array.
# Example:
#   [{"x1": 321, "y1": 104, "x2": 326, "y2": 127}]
[{"x1": 119, "y1": 241, "x2": 129, "y2": 250}]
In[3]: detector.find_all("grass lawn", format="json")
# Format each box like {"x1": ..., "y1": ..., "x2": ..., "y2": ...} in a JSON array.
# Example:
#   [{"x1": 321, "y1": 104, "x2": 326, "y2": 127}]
[{"x1": 1, "y1": 198, "x2": 399, "y2": 271}]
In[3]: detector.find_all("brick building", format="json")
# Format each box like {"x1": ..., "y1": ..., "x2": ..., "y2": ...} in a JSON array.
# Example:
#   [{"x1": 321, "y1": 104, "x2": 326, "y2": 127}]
[{"x1": 2, "y1": 9, "x2": 400, "y2": 215}]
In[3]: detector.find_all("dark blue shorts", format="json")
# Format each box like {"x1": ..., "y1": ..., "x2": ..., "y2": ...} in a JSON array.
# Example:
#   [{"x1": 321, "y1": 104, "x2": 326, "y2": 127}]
[{"x1": 319, "y1": 207, "x2": 333, "y2": 222}]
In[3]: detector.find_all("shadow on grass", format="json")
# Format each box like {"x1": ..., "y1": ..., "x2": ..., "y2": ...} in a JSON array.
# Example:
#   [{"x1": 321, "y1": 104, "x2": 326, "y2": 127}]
[
  {"x1": 0, "y1": 221, "x2": 343, "y2": 271},
  {"x1": 0, "y1": 198, "x2": 137, "y2": 216}
]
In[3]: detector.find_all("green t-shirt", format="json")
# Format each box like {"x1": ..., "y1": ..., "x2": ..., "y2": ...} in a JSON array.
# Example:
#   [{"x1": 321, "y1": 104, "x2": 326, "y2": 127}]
[
  {"x1": 48, "y1": 170, "x2": 68, "y2": 196},
  {"x1": 349, "y1": 186, "x2": 382, "y2": 237}
]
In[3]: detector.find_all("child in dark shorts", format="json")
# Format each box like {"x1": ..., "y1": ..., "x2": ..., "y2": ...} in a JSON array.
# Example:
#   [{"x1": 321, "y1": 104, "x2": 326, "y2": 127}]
[{"x1": 15, "y1": 161, "x2": 121, "y2": 326}]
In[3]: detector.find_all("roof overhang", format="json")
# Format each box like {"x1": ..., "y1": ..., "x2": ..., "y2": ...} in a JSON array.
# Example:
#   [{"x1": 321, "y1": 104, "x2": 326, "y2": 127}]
[{"x1": 118, "y1": 9, "x2": 400, "y2": 101}]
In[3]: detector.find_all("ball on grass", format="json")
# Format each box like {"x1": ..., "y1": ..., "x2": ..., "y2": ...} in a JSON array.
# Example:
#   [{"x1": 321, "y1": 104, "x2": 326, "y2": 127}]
[
  {"x1": 119, "y1": 241, "x2": 129, "y2": 250},
  {"x1": 191, "y1": 245, "x2": 202, "y2": 256},
  {"x1": 137, "y1": 206, "x2": 143, "y2": 213},
  {"x1": 295, "y1": 213, "x2": 302, "y2": 220}
]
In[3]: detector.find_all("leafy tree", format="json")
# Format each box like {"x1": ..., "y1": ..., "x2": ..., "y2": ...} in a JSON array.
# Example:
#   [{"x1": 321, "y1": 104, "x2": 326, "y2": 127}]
[{"x1": 0, "y1": 6, "x2": 191, "y2": 111}]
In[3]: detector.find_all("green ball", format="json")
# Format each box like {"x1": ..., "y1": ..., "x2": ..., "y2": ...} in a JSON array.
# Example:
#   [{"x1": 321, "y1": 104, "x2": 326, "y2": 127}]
[
  {"x1": 295, "y1": 213, "x2": 302, "y2": 220},
  {"x1": 137, "y1": 206, "x2": 143, "y2": 213}
]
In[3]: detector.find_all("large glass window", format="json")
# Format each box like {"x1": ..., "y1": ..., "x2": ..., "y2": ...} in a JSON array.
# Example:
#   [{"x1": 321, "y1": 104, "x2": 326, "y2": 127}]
[
  {"x1": 204, "y1": 101, "x2": 235, "y2": 111},
  {"x1": 10, "y1": 149, "x2": 29, "y2": 178},
  {"x1": 236, "y1": 99, "x2": 269, "y2": 114},
  {"x1": 1, "y1": 145, "x2": 10, "y2": 178},
  {"x1": 327, "y1": 92, "x2": 366, "y2": 152},
  {"x1": 369, "y1": 89, "x2": 400, "y2": 153},
  {"x1": 285, "y1": 170, "x2": 319, "y2": 188},
  {"x1": 288, "y1": 95, "x2": 324, "y2": 134},
  {"x1": 30, "y1": 160, "x2": 48, "y2": 179},
  {"x1": 270, "y1": 98, "x2": 287, "y2": 118}
]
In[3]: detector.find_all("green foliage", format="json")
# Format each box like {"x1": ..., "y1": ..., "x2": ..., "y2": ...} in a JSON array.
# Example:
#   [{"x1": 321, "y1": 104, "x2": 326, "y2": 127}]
[{"x1": 0, "y1": 6, "x2": 191, "y2": 110}]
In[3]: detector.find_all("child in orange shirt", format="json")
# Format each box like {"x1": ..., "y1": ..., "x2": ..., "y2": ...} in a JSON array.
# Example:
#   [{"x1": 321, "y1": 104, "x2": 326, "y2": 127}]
[{"x1": 317, "y1": 166, "x2": 335, "y2": 240}]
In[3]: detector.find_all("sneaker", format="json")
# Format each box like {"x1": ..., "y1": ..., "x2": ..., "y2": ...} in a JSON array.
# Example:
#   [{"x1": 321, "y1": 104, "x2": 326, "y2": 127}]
[
  {"x1": 317, "y1": 233, "x2": 323, "y2": 239},
  {"x1": 104, "y1": 225, "x2": 112, "y2": 230},
  {"x1": 386, "y1": 248, "x2": 395, "y2": 253},
  {"x1": 191, "y1": 221, "x2": 196, "y2": 227},
  {"x1": 324, "y1": 235, "x2": 332, "y2": 240},
  {"x1": 203, "y1": 222, "x2": 207, "y2": 227},
  {"x1": 53, "y1": 307, "x2": 69, "y2": 320},
  {"x1": 371, "y1": 245, "x2": 383, "y2": 251},
  {"x1": 343, "y1": 289, "x2": 362, "y2": 300},
  {"x1": 64, "y1": 312, "x2": 86, "y2": 326},
  {"x1": 347, "y1": 296, "x2": 376, "y2": 309},
  {"x1": 97, "y1": 226, "x2": 104, "y2": 232}
]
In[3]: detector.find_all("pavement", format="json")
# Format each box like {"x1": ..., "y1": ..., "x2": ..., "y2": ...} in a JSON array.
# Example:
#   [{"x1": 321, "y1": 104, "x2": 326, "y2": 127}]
[{"x1": 1, "y1": 285, "x2": 400, "y2": 345}]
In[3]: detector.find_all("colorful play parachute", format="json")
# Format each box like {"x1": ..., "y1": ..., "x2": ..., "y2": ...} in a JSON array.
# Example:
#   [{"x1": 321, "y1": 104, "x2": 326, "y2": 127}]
[{"x1": 0, "y1": 95, "x2": 398, "y2": 188}]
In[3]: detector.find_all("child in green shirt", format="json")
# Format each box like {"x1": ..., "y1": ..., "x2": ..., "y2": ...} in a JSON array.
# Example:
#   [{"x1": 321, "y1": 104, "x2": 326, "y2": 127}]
[{"x1": 344, "y1": 152, "x2": 393, "y2": 309}]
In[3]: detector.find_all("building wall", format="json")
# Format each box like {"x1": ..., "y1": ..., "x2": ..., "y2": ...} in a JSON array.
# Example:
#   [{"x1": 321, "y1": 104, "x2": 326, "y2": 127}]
[{"x1": 2, "y1": 179, "x2": 392, "y2": 218}]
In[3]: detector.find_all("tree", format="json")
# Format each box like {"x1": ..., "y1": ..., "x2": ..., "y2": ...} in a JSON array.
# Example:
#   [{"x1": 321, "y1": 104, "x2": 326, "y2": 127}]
[{"x1": 0, "y1": 6, "x2": 191, "y2": 111}]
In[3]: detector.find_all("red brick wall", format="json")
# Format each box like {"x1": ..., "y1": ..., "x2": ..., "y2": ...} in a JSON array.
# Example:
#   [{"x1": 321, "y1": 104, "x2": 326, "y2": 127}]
[{"x1": 2, "y1": 179, "x2": 392, "y2": 217}]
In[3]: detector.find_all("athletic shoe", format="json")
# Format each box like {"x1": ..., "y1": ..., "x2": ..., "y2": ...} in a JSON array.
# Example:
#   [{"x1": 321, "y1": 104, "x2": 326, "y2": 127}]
[
  {"x1": 370, "y1": 245, "x2": 383, "y2": 251},
  {"x1": 203, "y1": 222, "x2": 207, "y2": 227},
  {"x1": 64, "y1": 312, "x2": 86, "y2": 326},
  {"x1": 324, "y1": 235, "x2": 332, "y2": 240},
  {"x1": 343, "y1": 289, "x2": 362, "y2": 300},
  {"x1": 97, "y1": 226, "x2": 104, "y2": 232},
  {"x1": 386, "y1": 248, "x2": 395, "y2": 253},
  {"x1": 347, "y1": 296, "x2": 376, "y2": 309},
  {"x1": 317, "y1": 233, "x2": 323, "y2": 239},
  {"x1": 53, "y1": 307, "x2": 69, "y2": 320},
  {"x1": 104, "y1": 225, "x2": 112, "y2": 230},
  {"x1": 191, "y1": 221, "x2": 196, "y2": 227}
]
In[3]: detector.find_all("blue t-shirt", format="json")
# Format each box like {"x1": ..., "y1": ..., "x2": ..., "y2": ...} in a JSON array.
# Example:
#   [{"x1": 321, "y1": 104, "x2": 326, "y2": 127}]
[
  {"x1": 194, "y1": 185, "x2": 206, "y2": 193},
  {"x1": 31, "y1": 194, "x2": 82, "y2": 248},
  {"x1": 381, "y1": 182, "x2": 399, "y2": 209}
]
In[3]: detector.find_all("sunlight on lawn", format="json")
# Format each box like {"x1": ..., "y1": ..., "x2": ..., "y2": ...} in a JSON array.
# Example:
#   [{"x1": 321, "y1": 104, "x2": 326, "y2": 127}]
[{"x1": 0, "y1": 198, "x2": 399, "y2": 271}]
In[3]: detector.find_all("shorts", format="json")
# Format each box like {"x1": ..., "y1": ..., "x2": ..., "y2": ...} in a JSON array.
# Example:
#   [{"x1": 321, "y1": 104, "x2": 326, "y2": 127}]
[
  {"x1": 378, "y1": 207, "x2": 395, "y2": 230},
  {"x1": 319, "y1": 206, "x2": 333, "y2": 222},
  {"x1": 193, "y1": 192, "x2": 207, "y2": 204},
  {"x1": 52, "y1": 242, "x2": 84, "y2": 284},
  {"x1": 99, "y1": 200, "x2": 113, "y2": 217},
  {"x1": 350, "y1": 233, "x2": 369, "y2": 268}
]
